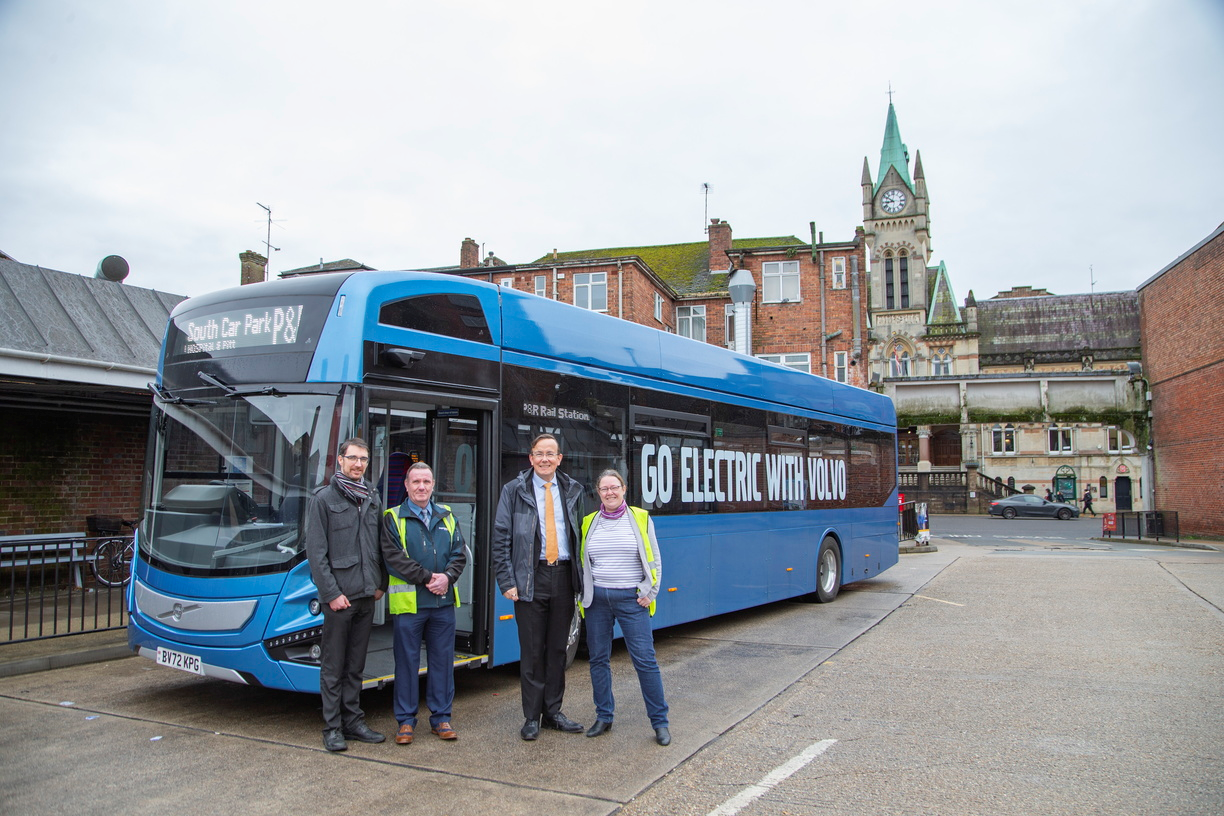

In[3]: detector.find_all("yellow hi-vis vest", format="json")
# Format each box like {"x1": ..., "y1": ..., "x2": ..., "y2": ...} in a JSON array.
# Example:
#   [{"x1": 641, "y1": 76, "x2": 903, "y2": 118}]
[
  {"x1": 580, "y1": 506, "x2": 658, "y2": 616},
  {"x1": 384, "y1": 504, "x2": 459, "y2": 615}
]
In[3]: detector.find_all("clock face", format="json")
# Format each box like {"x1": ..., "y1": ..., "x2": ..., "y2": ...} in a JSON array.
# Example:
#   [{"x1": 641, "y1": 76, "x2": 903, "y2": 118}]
[{"x1": 881, "y1": 189, "x2": 907, "y2": 214}]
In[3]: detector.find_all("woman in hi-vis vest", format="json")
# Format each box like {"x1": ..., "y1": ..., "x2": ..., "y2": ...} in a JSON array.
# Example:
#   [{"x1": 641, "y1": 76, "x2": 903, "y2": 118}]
[{"x1": 578, "y1": 468, "x2": 671, "y2": 746}]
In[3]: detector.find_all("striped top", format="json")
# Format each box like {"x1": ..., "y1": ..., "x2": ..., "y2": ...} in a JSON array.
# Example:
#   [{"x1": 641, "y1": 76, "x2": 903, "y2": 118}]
[{"x1": 585, "y1": 513, "x2": 645, "y2": 589}]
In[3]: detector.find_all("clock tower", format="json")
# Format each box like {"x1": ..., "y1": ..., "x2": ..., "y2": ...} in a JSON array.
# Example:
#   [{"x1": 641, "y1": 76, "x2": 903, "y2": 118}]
[{"x1": 862, "y1": 100, "x2": 931, "y2": 315}]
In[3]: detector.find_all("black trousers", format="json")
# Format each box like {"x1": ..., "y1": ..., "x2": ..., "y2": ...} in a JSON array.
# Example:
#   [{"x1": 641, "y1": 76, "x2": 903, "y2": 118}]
[
  {"x1": 319, "y1": 595, "x2": 375, "y2": 731},
  {"x1": 515, "y1": 561, "x2": 575, "y2": 720}
]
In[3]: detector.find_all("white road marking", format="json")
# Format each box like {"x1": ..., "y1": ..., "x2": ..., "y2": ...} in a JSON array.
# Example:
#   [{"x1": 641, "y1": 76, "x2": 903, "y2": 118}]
[
  {"x1": 913, "y1": 594, "x2": 965, "y2": 606},
  {"x1": 707, "y1": 739, "x2": 838, "y2": 816}
]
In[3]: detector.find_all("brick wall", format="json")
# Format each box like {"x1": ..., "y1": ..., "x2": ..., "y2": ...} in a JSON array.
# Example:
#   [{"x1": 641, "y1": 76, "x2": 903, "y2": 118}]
[
  {"x1": 0, "y1": 407, "x2": 147, "y2": 535},
  {"x1": 1139, "y1": 226, "x2": 1224, "y2": 537},
  {"x1": 739, "y1": 242, "x2": 870, "y2": 386}
]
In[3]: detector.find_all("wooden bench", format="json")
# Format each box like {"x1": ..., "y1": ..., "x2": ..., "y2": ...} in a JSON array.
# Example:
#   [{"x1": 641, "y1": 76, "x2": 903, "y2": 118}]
[{"x1": 0, "y1": 532, "x2": 88, "y2": 589}]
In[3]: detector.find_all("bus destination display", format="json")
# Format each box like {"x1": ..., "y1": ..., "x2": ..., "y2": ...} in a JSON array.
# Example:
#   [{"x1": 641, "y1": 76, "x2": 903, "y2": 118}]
[{"x1": 175, "y1": 304, "x2": 306, "y2": 355}]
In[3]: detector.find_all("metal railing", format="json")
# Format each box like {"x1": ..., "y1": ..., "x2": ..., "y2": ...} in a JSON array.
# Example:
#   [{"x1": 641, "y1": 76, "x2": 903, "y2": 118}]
[
  {"x1": 1, "y1": 535, "x2": 130, "y2": 643},
  {"x1": 1101, "y1": 511, "x2": 1180, "y2": 543},
  {"x1": 900, "y1": 501, "x2": 919, "y2": 541}
]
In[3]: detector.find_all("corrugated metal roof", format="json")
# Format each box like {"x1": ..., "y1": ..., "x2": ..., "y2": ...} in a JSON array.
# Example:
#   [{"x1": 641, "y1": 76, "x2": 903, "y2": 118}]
[{"x1": 0, "y1": 259, "x2": 186, "y2": 384}]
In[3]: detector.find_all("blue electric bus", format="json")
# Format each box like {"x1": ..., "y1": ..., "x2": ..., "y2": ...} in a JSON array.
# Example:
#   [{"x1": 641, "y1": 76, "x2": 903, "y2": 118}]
[{"x1": 129, "y1": 270, "x2": 898, "y2": 692}]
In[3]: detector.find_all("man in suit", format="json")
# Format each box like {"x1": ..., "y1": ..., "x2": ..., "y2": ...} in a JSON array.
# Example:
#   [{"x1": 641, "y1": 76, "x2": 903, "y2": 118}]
[{"x1": 492, "y1": 433, "x2": 586, "y2": 740}]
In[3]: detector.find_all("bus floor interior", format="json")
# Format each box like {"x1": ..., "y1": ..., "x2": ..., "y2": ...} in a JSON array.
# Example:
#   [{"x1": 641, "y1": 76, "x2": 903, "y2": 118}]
[{"x1": 361, "y1": 622, "x2": 485, "y2": 684}]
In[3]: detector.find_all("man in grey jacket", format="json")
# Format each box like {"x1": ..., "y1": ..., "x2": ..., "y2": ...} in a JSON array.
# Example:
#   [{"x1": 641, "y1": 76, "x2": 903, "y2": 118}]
[
  {"x1": 492, "y1": 433, "x2": 586, "y2": 740},
  {"x1": 304, "y1": 437, "x2": 391, "y2": 752}
]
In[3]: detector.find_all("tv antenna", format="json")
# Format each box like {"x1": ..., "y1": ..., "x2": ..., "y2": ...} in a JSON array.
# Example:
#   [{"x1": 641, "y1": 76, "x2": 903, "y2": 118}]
[
  {"x1": 256, "y1": 202, "x2": 284, "y2": 258},
  {"x1": 1089, "y1": 264, "x2": 1096, "y2": 293},
  {"x1": 701, "y1": 183, "x2": 711, "y2": 232}
]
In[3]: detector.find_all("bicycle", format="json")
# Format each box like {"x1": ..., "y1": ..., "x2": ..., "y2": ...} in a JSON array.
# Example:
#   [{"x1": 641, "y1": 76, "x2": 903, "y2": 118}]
[{"x1": 91, "y1": 519, "x2": 137, "y2": 588}]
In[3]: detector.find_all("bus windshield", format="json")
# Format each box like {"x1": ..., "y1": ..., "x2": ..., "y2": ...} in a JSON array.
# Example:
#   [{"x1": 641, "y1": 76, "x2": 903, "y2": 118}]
[{"x1": 144, "y1": 389, "x2": 344, "y2": 576}]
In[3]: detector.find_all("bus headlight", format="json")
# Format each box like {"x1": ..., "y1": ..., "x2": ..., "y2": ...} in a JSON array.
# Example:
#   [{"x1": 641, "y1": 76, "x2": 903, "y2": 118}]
[
  {"x1": 264, "y1": 626, "x2": 324, "y2": 664},
  {"x1": 309, "y1": 598, "x2": 321, "y2": 616}
]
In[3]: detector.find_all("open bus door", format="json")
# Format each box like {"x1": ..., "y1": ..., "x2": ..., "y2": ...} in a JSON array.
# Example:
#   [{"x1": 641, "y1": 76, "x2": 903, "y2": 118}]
[{"x1": 362, "y1": 395, "x2": 493, "y2": 687}]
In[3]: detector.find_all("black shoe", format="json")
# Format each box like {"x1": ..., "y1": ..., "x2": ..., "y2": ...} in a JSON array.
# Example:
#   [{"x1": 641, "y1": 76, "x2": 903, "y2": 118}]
[
  {"x1": 342, "y1": 722, "x2": 386, "y2": 744},
  {"x1": 323, "y1": 728, "x2": 348, "y2": 752},
  {"x1": 655, "y1": 727, "x2": 672, "y2": 746},
  {"x1": 520, "y1": 717, "x2": 540, "y2": 741},
  {"x1": 586, "y1": 720, "x2": 612, "y2": 738},
  {"x1": 542, "y1": 712, "x2": 584, "y2": 733}
]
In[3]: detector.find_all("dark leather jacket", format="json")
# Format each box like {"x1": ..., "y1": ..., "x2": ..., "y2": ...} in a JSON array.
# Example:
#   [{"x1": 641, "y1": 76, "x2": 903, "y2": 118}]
[{"x1": 492, "y1": 469, "x2": 584, "y2": 602}]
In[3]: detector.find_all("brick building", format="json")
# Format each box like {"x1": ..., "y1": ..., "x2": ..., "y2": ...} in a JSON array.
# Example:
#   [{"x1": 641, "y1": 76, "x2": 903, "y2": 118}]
[
  {"x1": 431, "y1": 221, "x2": 871, "y2": 389},
  {"x1": 0, "y1": 255, "x2": 185, "y2": 534},
  {"x1": 1137, "y1": 222, "x2": 1224, "y2": 537}
]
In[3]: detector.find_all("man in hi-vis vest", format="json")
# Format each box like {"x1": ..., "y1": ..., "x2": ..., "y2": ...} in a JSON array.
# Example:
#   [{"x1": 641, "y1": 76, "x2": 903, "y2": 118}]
[{"x1": 381, "y1": 462, "x2": 467, "y2": 744}]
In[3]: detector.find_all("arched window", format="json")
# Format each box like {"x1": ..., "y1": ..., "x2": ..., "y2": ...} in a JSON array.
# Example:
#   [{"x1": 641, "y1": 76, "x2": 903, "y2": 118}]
[
  {"x1": 932, "y1": 350, "x2": 952, "y2": 376},
  {"x1": 898, "y1": 251, "x2": 910, "y2": 309},
  {"x1": 889, "y1": 344, "x2": 911, "y2": 377},
  {"x1": 1099, "y1": 476, "x2": 1108, "y2": 499},
  {"x1": 884, "y1": 252, "x2": 896, "y2": 309}
]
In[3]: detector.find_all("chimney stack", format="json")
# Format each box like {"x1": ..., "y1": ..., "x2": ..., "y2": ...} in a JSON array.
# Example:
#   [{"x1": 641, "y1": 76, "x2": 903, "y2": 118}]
[
  {"x1": 460, "y1": 237, "x2": 479, "y2": 269},
  {"x1": 708, "y1": 219, "x2": 732, "y2": 271},
  {"x1": 240, "y1": 250, "x2": 268, "y2": 285}
]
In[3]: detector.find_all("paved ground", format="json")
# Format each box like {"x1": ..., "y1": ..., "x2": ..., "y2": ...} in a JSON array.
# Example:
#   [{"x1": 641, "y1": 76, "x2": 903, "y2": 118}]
[{"x1": 1, "y1": 517, "x2": 1221, "y2": 815}]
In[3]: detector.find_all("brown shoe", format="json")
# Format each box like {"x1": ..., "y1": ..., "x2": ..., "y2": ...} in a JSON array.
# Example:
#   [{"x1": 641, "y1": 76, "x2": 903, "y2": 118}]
[
  {"x1": 394, "y1": 723, "x2": 414, "y2": 744},
  {"x1": 431, "y1": 722, "x2": 457, "y2": 740}
]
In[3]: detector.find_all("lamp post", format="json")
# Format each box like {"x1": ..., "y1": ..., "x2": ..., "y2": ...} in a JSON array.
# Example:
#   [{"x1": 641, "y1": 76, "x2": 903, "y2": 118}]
[{"x1": 728, "y1": 267, "x2": 756, "y2": 356}]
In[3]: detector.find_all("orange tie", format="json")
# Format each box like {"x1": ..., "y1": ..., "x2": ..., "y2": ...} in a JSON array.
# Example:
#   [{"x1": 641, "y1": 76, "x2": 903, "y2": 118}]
[{"x1": 544, "y1": 481, "x2": 558, "y2": 564}]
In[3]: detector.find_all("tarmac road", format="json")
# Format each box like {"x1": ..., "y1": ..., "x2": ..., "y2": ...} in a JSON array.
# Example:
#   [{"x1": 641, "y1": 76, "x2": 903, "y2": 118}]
[{"x1": 0, "y1": 516, "x2": 1220, "y2": 815}]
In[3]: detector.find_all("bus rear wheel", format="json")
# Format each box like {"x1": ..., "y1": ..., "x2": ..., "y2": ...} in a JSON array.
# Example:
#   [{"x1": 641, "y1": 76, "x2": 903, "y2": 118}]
[{"x1": 814, "y1": 537, "x2": 841, "y2": 604}]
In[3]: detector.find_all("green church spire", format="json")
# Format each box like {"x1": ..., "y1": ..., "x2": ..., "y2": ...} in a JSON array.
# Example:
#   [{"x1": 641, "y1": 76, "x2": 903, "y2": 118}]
[{"x1": 876, "y1": 101, "x2": 913, "y2": 193}]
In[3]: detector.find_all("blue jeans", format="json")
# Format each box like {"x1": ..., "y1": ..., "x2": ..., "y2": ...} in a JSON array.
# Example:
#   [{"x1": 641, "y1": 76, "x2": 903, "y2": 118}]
[
  {"x1": 392, "y1": 604, "x2": 456, "y2": 727},
  {"x1": 585, "y1": 586, "x2": 669, "y2": 728}
]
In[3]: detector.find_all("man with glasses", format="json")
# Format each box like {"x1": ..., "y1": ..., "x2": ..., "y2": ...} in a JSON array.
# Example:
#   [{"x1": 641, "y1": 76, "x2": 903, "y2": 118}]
[
  {"x1": 304, "y1": 437, "x2": 391, "y2": 752},
  {"x1": 492, "y1": 433, "x2": 587, "y2": 740}
]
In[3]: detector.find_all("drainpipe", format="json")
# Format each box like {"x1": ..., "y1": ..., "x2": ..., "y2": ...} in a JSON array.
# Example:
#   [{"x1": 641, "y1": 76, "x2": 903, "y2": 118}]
[
  {"x1": 812, "y1": 223, "x2": 827, "y2": 378},
  {"x1": 851, "y1": 255, "x2": 863, "y2": 373},
  {"x1": 617, "y1": 261, "x2": 624, "y2": 319}
]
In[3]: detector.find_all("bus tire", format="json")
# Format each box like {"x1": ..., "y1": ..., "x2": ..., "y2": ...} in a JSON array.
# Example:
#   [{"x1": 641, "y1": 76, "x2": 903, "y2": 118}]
[
  {"x1": 814, "y1": 536, "x2": 841, "y2": 604},
  {"x1": 565, "y1": 601, "x2": 582, "y2": 668}
]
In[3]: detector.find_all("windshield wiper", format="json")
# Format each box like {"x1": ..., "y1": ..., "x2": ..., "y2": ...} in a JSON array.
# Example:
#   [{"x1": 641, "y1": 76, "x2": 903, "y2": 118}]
[
  {"x1": 148, "y1": 382, "x2": 215, "y2": 406},
  {"x1": 198, "y1": 371, "x2": 284, "y2": 398}
]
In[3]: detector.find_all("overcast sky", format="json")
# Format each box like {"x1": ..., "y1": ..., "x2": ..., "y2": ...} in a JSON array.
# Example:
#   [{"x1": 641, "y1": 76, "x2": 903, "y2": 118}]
[{"x1": 2, "y1": 0, "x2": 1222, "y2": 303}]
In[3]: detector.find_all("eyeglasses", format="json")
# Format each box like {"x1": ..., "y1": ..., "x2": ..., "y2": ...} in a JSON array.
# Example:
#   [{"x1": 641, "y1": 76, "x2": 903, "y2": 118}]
[
  {"x1": 340, "y1": 455, "x2": 370, "y2": 464},
  {"x1": 597, "y1": 485, "x2": 623, "y2": 493},
  {"x1": 530, "y1": 452, "x2": 560, "y2": 460}
]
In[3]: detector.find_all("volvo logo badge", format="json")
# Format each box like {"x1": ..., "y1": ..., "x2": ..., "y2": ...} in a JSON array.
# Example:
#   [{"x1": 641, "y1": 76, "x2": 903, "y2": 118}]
[{"x1": 157, "y1": 602, "x2": 202, "y2": 623}]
